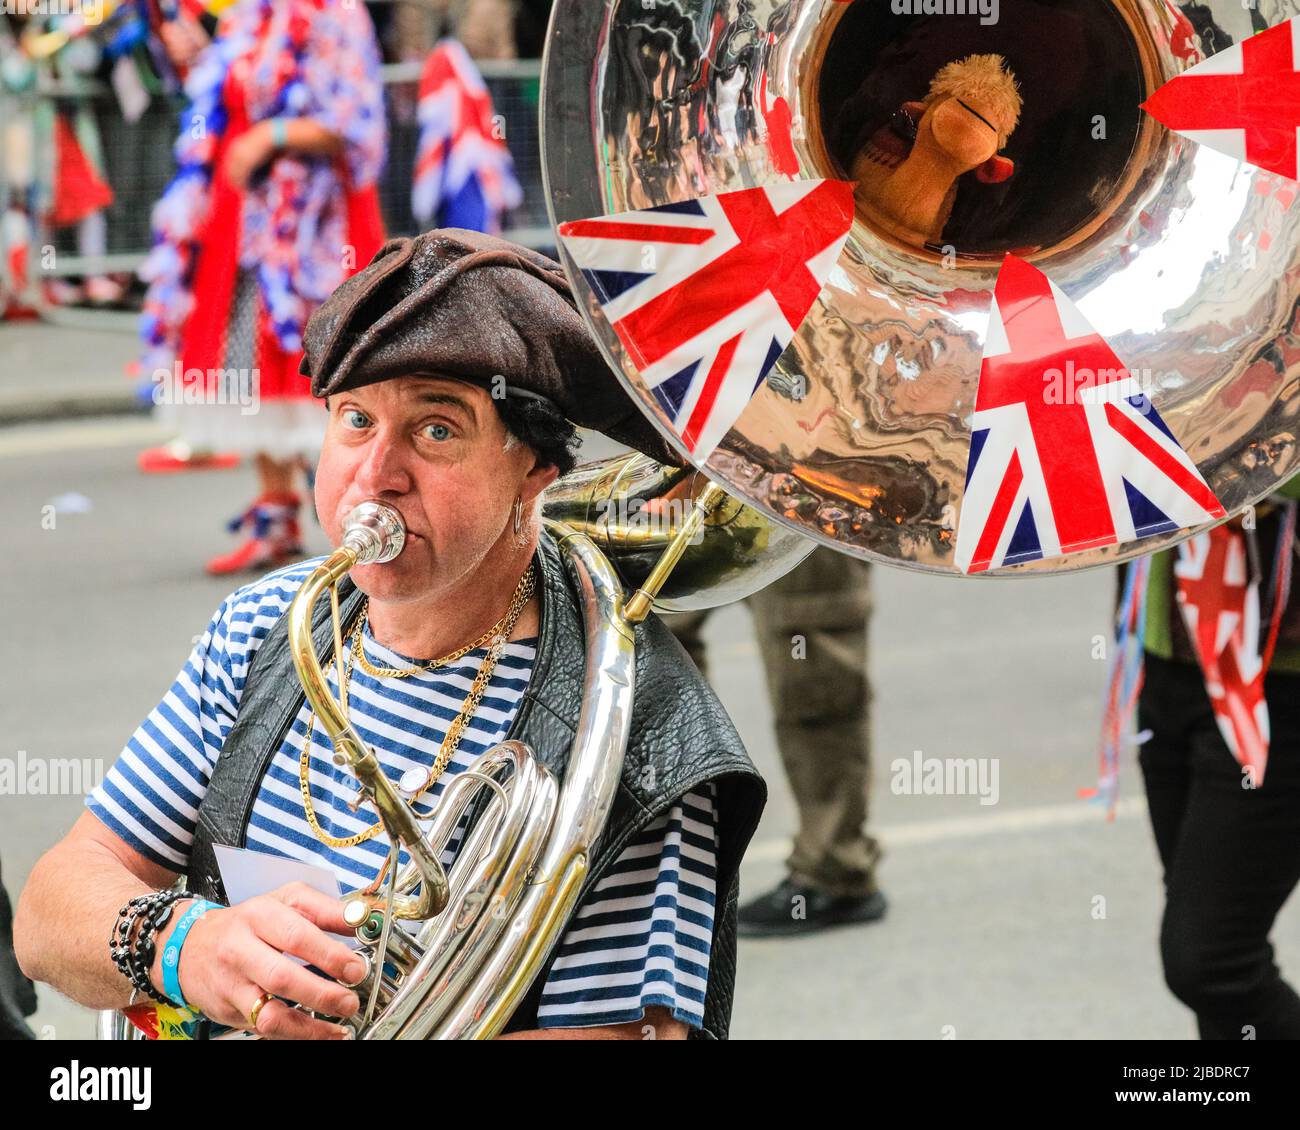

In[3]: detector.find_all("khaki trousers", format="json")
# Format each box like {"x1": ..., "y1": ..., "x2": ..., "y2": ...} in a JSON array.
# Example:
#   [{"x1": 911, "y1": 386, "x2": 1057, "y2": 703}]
[{"x1": 668, "y1": 547, "x2": 881, "y2": 896}]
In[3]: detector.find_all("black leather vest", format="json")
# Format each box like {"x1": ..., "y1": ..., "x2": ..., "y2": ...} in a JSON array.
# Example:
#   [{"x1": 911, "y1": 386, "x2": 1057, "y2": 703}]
[{"x1": 186, "y1": 531, "x2": 766, "y2": 1039}]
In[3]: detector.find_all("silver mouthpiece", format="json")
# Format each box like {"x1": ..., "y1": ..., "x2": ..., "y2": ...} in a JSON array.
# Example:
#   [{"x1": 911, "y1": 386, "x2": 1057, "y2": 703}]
[{"x1": 342, "y1": 502, "x2": 407, "y2": 565}]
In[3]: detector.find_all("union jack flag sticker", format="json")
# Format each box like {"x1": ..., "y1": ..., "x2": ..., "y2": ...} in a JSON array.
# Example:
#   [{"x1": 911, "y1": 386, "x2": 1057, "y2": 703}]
[
  {"x1": 557, "y1": 180, "x2": 855, "y2": 461},
  {"x1": 954, "y1": 255, "x2": 1226, "y2": 574},
  {"x1": 1142, "y1": 16, "x2": 1300, "y2": 181}
]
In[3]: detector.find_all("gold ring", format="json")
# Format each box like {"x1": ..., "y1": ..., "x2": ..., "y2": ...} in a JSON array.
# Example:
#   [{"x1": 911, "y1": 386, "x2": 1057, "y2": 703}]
[{"x1": 248, "y1": 992, "x2": 274, "y2": 1029}]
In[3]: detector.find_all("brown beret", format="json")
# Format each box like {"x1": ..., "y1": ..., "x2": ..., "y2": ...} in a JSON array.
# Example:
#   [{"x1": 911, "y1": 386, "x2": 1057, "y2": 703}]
[{"x1": 301, "y1": 229, "x2": 683, "y2": 467}]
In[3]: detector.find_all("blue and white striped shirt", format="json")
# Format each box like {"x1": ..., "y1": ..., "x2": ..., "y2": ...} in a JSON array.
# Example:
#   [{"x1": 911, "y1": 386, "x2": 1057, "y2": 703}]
[{"x1": 87, "y1": 560, "x2": 718, "y2": 1030}]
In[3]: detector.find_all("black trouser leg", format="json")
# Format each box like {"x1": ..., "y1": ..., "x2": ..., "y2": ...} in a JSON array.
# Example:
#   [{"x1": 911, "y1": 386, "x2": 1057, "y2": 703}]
[{"x1": 1138, "y1": 655, "x2": 1300, "y2": 1039}]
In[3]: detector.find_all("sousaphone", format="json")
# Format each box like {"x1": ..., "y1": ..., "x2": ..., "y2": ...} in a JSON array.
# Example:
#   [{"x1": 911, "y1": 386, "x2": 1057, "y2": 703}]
[{"x1": 541, "y1": 0, "x2": 1300, "y2": 574}]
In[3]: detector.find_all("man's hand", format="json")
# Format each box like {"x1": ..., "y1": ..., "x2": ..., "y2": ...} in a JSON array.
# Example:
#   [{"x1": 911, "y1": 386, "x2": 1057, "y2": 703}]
[
  {"x1": 222, "y1": 124, "x2": 277, "y2": 191},
  {"x1": 221, "y1": 119, "x2": 345, "y2": 190},
  {"x1": 152, "y1": 882, "x2": 365, "y2": 1040}
]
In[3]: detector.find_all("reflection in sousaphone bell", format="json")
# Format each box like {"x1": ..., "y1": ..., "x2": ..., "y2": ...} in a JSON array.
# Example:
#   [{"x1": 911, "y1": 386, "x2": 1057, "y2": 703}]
[
  {"x1": 849, "y1": 54, "x2": 1022, "y2": 248},
  {"x1": 542, "y1": 453, "x2": 816, "y2": 613},
  {"x1": 542, "y1": 0, "x2": 1300, "y2": 577}
]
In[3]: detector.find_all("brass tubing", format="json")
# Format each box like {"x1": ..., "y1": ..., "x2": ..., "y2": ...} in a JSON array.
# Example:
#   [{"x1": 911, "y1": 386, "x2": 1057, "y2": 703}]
[
  {"x1": 287, "y1": 548, "x2": 450, "y2": 921},
  {"x1": 436, "y1": 530, "x2": 635, "y2": 1038},
  {"x1": 623, "y1": 481, "x2": 729, "y2": 623}
]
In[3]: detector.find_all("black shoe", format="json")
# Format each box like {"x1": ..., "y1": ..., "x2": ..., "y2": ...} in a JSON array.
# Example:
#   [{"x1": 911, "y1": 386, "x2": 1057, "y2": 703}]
[{"x1": 737, "y1": 877, "x2": 887, "y2": 938}]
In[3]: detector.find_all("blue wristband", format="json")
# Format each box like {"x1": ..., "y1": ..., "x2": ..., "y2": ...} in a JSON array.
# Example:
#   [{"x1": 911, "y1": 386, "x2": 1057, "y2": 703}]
[
  {"x1": 270, "y1": 117, "x2": 288, "y2": 149},
  {"x1": 161, "y1": 899, "x2": 221, "y2": 1009}
]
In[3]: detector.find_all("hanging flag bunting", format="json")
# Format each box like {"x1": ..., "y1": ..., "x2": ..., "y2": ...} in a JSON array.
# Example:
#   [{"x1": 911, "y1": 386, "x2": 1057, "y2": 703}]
[
  {"x1": 1176, "y1": 527, "x2": 1268, "y2": 784},
  {"x1": 412, "y1": 38, "x2": 523, "y2": 234},
  {"x1": 557, "y1": 179, "x2": 855, "y2": 461},
  {"x1": 955, "y1": 254, "x2": 1226, "y2": 574},
  {"x1": 1142, "y1": 16, "x2": 1300, "y2": 181},
  {"x1": 1175, "y1": 504, "x2": 1297, "y2": 786},
  {"x1": 1095, "y1": 554, "x2": 1152, "y2": 819}
]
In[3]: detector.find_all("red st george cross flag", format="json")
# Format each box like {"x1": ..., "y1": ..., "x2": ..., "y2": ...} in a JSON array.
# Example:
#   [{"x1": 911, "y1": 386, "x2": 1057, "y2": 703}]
[
  {"x1": 1142, "y1": 16, "x2": 1300, "y2": 181},
  {"x1": 1175, "y1": 526, "x2": 1271, "y2": 785}
]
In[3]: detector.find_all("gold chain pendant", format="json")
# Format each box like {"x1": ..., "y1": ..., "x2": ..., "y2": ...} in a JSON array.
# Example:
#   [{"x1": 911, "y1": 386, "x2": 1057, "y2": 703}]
[{"x1": 298, "y1": 564, "x2": 537, "y2": 850}]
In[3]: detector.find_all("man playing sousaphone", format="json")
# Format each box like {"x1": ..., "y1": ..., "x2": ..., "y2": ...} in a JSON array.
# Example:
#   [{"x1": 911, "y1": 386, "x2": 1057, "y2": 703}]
[{"x1": 15, "y1": 231, "x2": 766, "y2": 1040}]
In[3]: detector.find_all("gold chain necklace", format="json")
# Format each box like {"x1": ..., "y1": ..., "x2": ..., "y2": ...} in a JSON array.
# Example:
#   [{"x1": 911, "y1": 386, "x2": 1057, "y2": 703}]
[
  {"x1": 350, "y1": 597, "x2": 511, "y2": 678},
  {"x1": 298, "y1": 564, "x2": 537, "y2": 849}
]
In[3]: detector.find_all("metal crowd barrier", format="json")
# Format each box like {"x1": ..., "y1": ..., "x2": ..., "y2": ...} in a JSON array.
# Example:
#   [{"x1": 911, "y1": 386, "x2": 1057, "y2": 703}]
[{"x1": 3, "y1": 57, "x2": 550, "y2": 304}]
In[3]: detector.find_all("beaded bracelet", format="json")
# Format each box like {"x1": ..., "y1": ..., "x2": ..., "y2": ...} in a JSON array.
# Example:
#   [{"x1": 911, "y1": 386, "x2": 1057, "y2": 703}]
[
  {"x1": 109, "y1": 890, "x2": 192, "y2": 1006},
  {"x1": 113, "y1": 897, "x2": 165, "y2": 1004},
  {"x1": 132, "y1": 899, "x2": 180, "y2": 1001},
  {"x1": 110, "y1": 897, "x2": 151, "y2": 987},
  {"x1": 130, "y1": 895, "x2": 183, "y2": 1003}
]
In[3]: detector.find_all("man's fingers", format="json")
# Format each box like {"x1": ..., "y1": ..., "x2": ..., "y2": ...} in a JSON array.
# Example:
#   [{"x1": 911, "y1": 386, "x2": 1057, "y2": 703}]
[
  {"x1": 254, "y1": 998, "x2": 351, "y2": 1041},
  {"x1": 254, "y1": 900, "x2": 367, "y2": 986},
  {"x1": 244, "y1": 937, "x2": 360, "y2": 1020},
  {"x1": 256, "y1": 905, "x2": 366, "y2": 983},
  {"x1": 271, "y1": 881, "x2": 355, "y2": 936}
]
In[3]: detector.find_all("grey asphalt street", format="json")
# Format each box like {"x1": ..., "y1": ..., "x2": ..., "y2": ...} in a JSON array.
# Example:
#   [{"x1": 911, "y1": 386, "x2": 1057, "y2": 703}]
[{"x1": 1, "y1": 410, "x2": 1296, "y2": 1040}]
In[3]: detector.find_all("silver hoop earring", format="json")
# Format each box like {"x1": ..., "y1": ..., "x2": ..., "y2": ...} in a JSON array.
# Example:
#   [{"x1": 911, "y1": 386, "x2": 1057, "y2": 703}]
[{"x1": 513, "y1": 497, "x2": 523, "y2": 537}]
